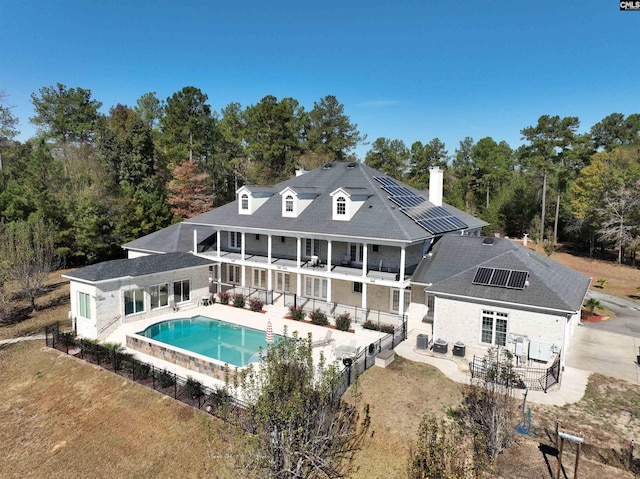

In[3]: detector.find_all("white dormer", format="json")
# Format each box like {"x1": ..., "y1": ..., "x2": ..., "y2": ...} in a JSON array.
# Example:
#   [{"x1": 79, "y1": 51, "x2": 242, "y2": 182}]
[
  {"x1": 279, "y1": 187, "x2": 318, "y2": 218},
  {"x1": 330, "y1": 187, "x2": 371, "y2": 221},
  {"x1": 236, "y1": 186, "x2": 275, "y2": 215}
]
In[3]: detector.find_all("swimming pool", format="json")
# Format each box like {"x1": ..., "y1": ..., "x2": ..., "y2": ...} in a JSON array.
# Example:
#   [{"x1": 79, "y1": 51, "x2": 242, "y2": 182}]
[{"x1": 136, "y1": 315, "x2": 279, "y2": 368}]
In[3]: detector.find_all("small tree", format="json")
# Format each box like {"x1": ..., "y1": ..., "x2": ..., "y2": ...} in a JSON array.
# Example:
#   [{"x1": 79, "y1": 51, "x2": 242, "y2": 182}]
[
  {"x1": 408, "y1": 415, "x2": 489, "y2": 479},
  {"x1": 543, "y1": 241, "x2": 556, "y2": 257},
  {"x1": 0, "y1": 215, "x2": 61, "y2": 311},
  {"x1": 585, "y1": 297, "x2": 601, "y2": 316},
  {"x1": 596, "y1": 278, "x2": 608, "y2": 289},
  {"x1": 456, "y1": 348, "x2": 520, "y2": 460},
  {"x1": 232, "y1": 329, "x2": 370, "y2": 478}
]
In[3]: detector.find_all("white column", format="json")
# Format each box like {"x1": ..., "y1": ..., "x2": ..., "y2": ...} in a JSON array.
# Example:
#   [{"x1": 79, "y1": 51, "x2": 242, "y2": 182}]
[
  {"x1": 216, "y1": 230, "x2": 220, "y2": 257},
  {"x1": 241, "y1": 264, "x2": 246, "y2": 287},
  {"x1": 400, "y1": 246, "x2": 406, "y2": 281},
  {"x1": 296, "y1": 273, "x2": 302, "y2": 296},
  {"x1": 193, "y1": 229, "x2": 198, "y2": 253},
  {"x1": 241, "y1": 232, "x2": 246, "y2": 260},
  {"x1": 267, "y1": 235, "x2": 273, "y2": 291},
  {"x1": 399, "y1": 289, "x2": 405, "y2": 316},
  {"x1": 362, "y1": 282, "x2": 367, "y2": 310},
  {"x1": 296, "y1": 237, "x2": 301, "y2": 268},
  {"x1": 326, "y1": 240, "x2": 332, "y2": 272},
  {"x1": 327, "y1": 277, "x2": 332, "y2": 303},
  {"x1": 362, "y1": 243, "x2": 368, "y2": 277}
]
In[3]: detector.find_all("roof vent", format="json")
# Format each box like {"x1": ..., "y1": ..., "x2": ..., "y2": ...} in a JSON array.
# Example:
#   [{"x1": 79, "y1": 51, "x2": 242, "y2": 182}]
[
  {"x1": 346, "y1": 162, "x2": 357, "y2": 169},
  {"x1": 482, "y1": 237, "x2": 494, "y2": 246},
  {"x1": 323, "y1": 163, "x2": 333, "y2": 170}
]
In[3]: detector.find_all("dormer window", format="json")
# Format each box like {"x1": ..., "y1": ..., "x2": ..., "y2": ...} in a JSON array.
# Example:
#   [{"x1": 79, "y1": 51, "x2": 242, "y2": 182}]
[
  {"x1": 336, "y1": 197, "x2": 346, "y2": 216},
  {"x1": 280, "y1": 186, "x2": 318, "y2": 218},
  {"x1": 241, "y1": 194, "x2": 249, "y2": 210},
  {"x1": 285, "y1": 195, "x2": 294, "y2": 213},
  {"x1": 236, "y1": 186, "x2": 275, "y2": 215},
  {"x1": 330, "y1": 187, "x2": 371, "y2": 221}
]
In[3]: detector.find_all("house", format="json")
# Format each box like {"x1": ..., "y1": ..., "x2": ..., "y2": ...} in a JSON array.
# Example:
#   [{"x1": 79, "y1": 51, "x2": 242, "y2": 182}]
[
  {"x1": 64, "y1": 161, "x2": 589, "y2": 369},
  {"x1": 66, "y1": 162, "x2": 486, "y2": 340},
  {"x1": 411, "y1": 235, "x2": 591, "y2": 367}
]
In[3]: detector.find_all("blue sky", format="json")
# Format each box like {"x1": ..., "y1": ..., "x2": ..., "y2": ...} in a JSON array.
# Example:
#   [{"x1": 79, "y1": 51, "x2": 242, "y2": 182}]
[{"x1": 1, "y1": 0, "x2": 638, "y2": 159}]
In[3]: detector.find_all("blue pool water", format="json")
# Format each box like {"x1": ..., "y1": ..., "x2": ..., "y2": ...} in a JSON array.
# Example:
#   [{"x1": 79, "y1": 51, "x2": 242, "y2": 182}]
[{"x1": 138, "y1": 315, "x2": 278, "y2": 367}]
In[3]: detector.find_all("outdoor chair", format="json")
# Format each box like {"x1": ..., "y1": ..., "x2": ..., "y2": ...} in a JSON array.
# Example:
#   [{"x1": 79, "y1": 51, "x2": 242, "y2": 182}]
[{"x1": 312, "y1": 329, "x2": 333, "y2": 347}]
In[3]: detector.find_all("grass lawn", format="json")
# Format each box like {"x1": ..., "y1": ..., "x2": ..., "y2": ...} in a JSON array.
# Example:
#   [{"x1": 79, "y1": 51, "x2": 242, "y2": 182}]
[{"x1": 0, "y1": 341, "x2": 245, "y2": 479}]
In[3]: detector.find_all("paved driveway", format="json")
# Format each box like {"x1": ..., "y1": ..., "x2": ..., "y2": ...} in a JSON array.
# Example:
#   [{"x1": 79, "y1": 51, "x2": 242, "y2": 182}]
[{"x1": 566, "y1": 296, "x2": 640, "y2": 385}]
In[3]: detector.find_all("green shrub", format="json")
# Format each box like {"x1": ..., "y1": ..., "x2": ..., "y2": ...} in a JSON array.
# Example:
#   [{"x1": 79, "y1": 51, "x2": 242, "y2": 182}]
[
  {"x1": 218, "y1": 291, "x2": 230, "y2": 304},
  {"x1": 232, "y1": 293, "x2": 246, "y2": 308},
  {"x1": 249, "y1": 298, "x2": 264, "y2": 312},
  {"x1": 184, "y1": 377, "x2": 204, "y2": 399},
  {"x1": 335, "y1": 312, "x2": 352, "y2": 331},
  {"x1": 362, "y1": 320, "x2": 394, "y2": 334},
  {"x1": 155, "y1": 368, "x2": 176, "y2": 388},
  {"x1": 288, "y1": 305, "x2": 305, "y2": 320},
  {"x1": 308, "y1": 308, "x2": 329, "y2": 326},
  {"x1": 596, "y1": 278, "x2": 608, "y2": 289}
]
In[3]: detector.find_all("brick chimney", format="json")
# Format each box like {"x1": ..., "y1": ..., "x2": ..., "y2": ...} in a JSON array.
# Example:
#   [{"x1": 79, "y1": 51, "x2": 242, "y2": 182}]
[{"x1": 428, "y1": 167, "x2": 443, "y2": 206}]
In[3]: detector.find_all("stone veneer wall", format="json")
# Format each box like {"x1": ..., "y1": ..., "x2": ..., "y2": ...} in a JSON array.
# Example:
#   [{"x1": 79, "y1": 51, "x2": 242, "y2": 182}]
[{"x1": 126, "y1": 334, "x2": 236, "y2": 382}]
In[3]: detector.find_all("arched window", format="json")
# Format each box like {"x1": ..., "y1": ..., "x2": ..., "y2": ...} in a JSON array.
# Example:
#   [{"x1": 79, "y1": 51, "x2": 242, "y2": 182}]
[
  {"x1": 336, "y1": 197, "x2": 346, "y2": 215},
  {"x1": 241, "y1": 194, "x2": 249, "y2": 210},
  {"x1": 285, "y1": 195, "x2": 294, "y2": 212}
]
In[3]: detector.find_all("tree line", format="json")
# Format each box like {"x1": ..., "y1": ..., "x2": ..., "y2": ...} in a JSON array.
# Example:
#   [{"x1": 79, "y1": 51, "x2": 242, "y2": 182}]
[{"x1": 1, "y1": 85, "x2": 639, "y2": 274}]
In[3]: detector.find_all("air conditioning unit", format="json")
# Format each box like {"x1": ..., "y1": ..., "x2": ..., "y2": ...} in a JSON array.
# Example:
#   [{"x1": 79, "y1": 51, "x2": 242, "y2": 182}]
[
  {"x1": 416, "y1": 334, "x2": 429, "y2": 350},
  {"x1": 433, "y1": 338, "x2": 448, "y2": 354}
]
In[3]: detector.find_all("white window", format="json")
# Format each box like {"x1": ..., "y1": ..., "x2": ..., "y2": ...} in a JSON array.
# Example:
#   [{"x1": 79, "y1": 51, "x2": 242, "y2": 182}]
[
  {"x1": 173, "y1": 279, "x2": 190, "y2": 304},
  {"x1": 241, "y1": 194, "x2": 249, "y2": 210},
  {"x1": 150, "y1": 283, "x2": 169, "y2": 309},
  {"x1": 391, "y1": 288, "x2": 411, "y2": 313},
  {"x1": 228, "y1": 264, "x2": 241, "y2": 284},
  {"x1": 481, "y1": 310, "x2": 508, "y2": 347},
  {"x1": 229, "y1": 231, "x2": 242, "y2": 249},
  {"x1": 275, "y1": 272, "x2": 290, "y2": 292},
  {"x1": 336, "y1": 196, "x2": 346, "y2": 215},
  {"x1": 285, "y1": 195, "x2": 294, "y2": 212},
  {"x1": 124, "y1": 288, "x2": 145, "y2": 316},
  {"x1": 349, "y1": 243, "x2": 364, "y2": 263},
  {"x1": 305, "y1": 238, "x2": 320, "y2": 257},
  {"x1": 305, "y1": 276, "x2": 327, "y2": 300},
  {"x1": 425, "y1": 294, "x2": 435, "y2": 321},
  {"x1": 78, "y1": 292, "x2": 91, "y2": 319},
  {"x1": 253, "y1": 268, "x2": 267, "y2": 288}
]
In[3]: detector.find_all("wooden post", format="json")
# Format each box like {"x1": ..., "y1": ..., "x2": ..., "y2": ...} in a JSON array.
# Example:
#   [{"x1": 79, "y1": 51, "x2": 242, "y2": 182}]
[
  {"x1": 574, "y1": 441, "x2": 580, "y2": 478},
  {"x1": 631, "y1": 440, "x2": 635, "y2": 470},
  {"x1": 556, "y1": 420, "x2": 560, "y2": 446},
  {"x1": 556, "y1": 436, "x2": 564, "y2": 479}
]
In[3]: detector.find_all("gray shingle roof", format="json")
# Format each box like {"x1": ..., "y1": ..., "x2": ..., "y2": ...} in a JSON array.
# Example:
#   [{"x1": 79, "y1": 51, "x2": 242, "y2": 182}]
[
  {"x1": 122, "y1": 223, "x2": 216, "y2": 254},
  {"x1": 63, "y1": 252, "x2": 213, "y2": 283},
  {"x1": 184, "y1": 162, "x2": 487, "y2": 243},
  {"x1": 413, "y1": 236, "x2": 591, "y2": 313}
]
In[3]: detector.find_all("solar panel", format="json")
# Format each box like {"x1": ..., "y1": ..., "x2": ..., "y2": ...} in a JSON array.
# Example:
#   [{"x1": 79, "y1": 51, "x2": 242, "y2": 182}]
[
  {"x1": 489, "y1": 268, "x2": 510, "y2": 287},
  {"x1": 390, "y1": 196, "x2": 425, "y2": 209},
  {"x1": 373, "y1": 176, "x2": 398, "y2": 187},
  {"x1": 507, "y1": 270, "x2": 528, "y2": 289},
  {"x1": 473, "y1": 267, "x2": 493, "y2": 285},
  {"x1": 384, "y1": 186, "x2": 415, "y2": 197}
]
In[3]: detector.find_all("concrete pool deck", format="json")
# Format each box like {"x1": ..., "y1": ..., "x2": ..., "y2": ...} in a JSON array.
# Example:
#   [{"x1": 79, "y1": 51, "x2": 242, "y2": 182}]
[{"x1": 105, "y1": 301, "x2": 386, "y2": 390}]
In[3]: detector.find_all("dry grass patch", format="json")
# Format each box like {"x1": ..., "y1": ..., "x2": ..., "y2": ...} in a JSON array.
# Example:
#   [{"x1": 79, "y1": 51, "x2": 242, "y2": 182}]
[
  {"x1": 346, "y1": 356, "x2": 462, "y2": 479},
  {"x1": 529, "y1": 244, "x2": 640, "y2": 301},
  {"x1": 0, "y1": 341, "x2": 244, "y2": 479}
]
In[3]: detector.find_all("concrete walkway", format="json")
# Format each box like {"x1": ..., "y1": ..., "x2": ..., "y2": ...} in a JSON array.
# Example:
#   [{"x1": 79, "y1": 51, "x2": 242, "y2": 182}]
[{"x1": 0, "y1": 334, "x2": 46, "y2": 347}]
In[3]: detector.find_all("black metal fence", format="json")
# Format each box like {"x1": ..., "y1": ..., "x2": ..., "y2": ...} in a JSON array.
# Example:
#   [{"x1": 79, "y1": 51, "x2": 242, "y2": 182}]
[
  {"x1": 44, "y1": 323, "x2": 254, "y2": 432},
  {"x1": 282, "y1": 292, "x2": 406, "y2": 330},
  {"x1": 469, "y1": 353, "x2": 562, "y2": 392},
  {"x1": 334, "y1": 316, "x2": 407, "y2": 396}
]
